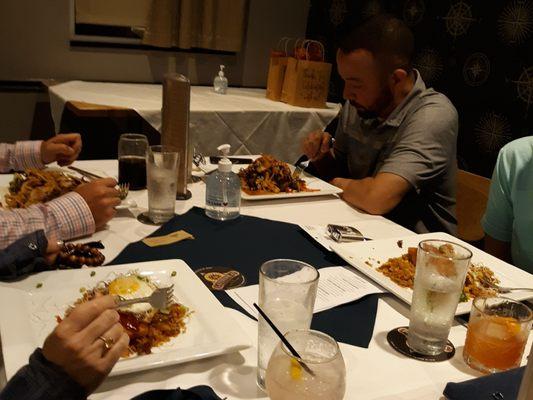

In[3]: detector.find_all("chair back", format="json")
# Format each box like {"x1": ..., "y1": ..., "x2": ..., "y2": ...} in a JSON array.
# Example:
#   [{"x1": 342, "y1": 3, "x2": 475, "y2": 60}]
[{"x1": 456, "y1": 169, "x2": 491, "y2": 243}]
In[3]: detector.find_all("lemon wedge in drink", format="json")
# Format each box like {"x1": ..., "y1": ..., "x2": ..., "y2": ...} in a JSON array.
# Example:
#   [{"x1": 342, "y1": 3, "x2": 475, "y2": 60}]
[{"x1": 290, "y1": 357, "x2": 302, "y2": 380}]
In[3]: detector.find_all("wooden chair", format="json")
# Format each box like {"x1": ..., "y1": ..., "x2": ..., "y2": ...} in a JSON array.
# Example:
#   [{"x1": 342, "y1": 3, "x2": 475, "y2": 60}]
[{"x1": 456, "y1": 169, "x2": 491, "y2": 243}]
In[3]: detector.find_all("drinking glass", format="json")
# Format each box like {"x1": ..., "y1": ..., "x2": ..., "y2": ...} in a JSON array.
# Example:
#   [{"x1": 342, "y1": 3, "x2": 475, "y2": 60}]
[
  {"x1": 257, "y1": 259, "x2": 319, "y2": 390},
  {"x1": 265, "y1": 329, "x2": 346, "y2": 400},
  {"x1": 146, "y1": 145, "x2": 179, "y2": 224},
  {"x1": 118, "y1": 133, "x2": 149, "y2": 190},
  {"x1": 463, "y1": 296, "x2": 532, "y2": 373},
  {"x1": 407, "y1": 240, "x2": 472, "y2": 355}
]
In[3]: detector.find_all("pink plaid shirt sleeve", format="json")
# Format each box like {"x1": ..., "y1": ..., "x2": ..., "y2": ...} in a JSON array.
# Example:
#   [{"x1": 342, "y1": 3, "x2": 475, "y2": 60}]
[
  {"x1": 0, "y1": 192, "x2": 95, "y2": 250},
  {"x1": 0, "y1": 141, "x2": 45, "y2": 173}
]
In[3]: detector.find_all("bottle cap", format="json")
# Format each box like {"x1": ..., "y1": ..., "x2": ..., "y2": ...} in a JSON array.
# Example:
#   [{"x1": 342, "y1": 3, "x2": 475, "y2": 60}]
[
  {"x1": 218, "y1": 65, "x2": 225, "y2": 78},
  {"x1": 217, "y1": 143, "x2": 232, "y2": 172}
]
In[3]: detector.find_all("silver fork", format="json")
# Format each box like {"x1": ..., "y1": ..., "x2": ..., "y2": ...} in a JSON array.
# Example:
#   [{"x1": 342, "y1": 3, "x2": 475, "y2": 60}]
[
  {"x1": 293, "y1": 159, "x2": 310, "y2": 178},
  {"x1": 481, "y1": 279, "x2": 533, "y2": 294},
  {"x1": 115, "y1": 285, "x2": 174, "y2": 310},
  {"x1": 118, "y1": 183, "x2": 129, "y2": 200}
]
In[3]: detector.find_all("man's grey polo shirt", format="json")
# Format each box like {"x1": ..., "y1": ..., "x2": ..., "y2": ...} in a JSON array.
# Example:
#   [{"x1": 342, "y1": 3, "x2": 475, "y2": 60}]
[{"x1": 333, "y1": 71, "x2": 458, "y2": 234}]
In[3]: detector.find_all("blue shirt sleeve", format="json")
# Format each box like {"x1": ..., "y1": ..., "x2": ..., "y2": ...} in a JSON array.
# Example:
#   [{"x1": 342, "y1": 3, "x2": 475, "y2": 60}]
[{"x1": 481, "y1": 149, "x2": 514, "y2": 242}]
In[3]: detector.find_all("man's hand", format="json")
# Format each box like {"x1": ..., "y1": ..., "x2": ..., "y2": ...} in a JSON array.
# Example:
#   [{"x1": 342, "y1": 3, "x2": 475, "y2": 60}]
[
  {"x1": 301, "y1": 131, "x2": 332, "y2": 161},
  {"x1": 42, "y1": 295, "x2": 129, "y2": 393},
  {"x1": 41, "y1": 133, "x2": 82, "y2": 166},
  {"x1": 75, "y1": 178, "x2": 121, "y2": 229}
]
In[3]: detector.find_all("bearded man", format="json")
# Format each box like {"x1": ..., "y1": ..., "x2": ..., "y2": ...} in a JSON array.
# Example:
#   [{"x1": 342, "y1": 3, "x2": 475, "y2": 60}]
[{"x1": 303, "y1": 14, "x2": 458, "y2": 234}]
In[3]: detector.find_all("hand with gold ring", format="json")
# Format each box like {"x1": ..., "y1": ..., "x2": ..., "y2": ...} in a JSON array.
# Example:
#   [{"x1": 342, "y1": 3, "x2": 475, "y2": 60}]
[{"x1": 42, "y1": 295, "x2": 129, "y2": 393}]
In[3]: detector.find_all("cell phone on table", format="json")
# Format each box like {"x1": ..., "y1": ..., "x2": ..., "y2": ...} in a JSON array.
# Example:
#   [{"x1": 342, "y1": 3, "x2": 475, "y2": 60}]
[{"x1": 209, "y1": 156, "x2": 254, "y2": 164}]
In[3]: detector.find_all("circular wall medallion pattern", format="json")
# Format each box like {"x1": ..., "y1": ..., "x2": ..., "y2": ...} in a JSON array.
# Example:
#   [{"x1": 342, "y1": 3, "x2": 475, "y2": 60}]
[
  {"x1": 403, "y1": 0, "x2": 426, "y2": 26},
  {"x1": 413, "y1": 48, "x2": 444, "y2": 85},
  {"x1": 498, "y1": 0, "x2": 533, "y2": 45},
  {"x1": 443, "y1": 1, "x2": 475, "y2": 37},
  {"x1": 329, "y1": 0, "x2": 348, "y2": 26},
  {"x1": 463, "y1": 52, "x2": 491, "y2": 87},
  {"x1": 513, "y1": 66, "x2": 533, "y2": 113},
  {"x1": 474, "y1": 111, "x2": 512, "y2": 154}
]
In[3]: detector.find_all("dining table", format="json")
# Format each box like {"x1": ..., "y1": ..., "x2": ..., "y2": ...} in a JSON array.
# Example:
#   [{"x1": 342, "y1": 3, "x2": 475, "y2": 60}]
[{"x1": 0, "y1": 159, "x2": 531, "y2": 400}]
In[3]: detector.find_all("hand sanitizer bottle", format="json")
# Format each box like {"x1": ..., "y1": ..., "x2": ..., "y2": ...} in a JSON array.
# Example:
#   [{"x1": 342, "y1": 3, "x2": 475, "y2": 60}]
[
  {"x1": 205, "y1": 144, "x2": 240, "y2": 220},
  {"x1": 213, "y1": 65, "x2": 228, "y2": 94}
]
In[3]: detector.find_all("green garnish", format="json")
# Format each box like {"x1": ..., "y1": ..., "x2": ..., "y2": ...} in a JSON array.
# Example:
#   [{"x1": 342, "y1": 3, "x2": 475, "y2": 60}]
[
  {"x1": 90, "y1": 271, "x2": 96, "y2": 277},
  {"x1": 36, "y1": 283, "x2": 43, "y2": 289},
  {"x1": 171, "y1": 271, "x2": 177, "y2": 277}
]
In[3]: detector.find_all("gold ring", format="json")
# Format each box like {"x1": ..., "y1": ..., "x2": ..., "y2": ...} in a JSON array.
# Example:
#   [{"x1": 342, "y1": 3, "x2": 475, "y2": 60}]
[{"x1": 98, "y1": 335, "x2": 114, "y2": 351}]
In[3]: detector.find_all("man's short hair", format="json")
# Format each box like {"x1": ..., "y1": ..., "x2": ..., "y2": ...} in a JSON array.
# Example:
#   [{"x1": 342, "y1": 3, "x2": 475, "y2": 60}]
[{"x1": 339, "y1": 14, "x2": 414, "y2": 72}]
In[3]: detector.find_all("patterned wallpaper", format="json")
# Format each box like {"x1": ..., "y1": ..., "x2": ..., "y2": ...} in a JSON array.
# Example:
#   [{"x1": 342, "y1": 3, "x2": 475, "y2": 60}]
[{"x1": 307, "y1": 0, "x2": 533, "y2": 177}]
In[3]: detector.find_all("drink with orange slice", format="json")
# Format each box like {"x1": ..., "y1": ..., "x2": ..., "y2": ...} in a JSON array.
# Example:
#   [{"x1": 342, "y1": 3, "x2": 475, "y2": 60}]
[{"x1": 463, "y1": 297, "x2": 532, "y2": 374}]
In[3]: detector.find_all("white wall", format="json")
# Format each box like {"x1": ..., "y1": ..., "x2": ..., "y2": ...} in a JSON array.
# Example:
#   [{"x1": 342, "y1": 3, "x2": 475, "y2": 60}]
[{"x1": 0, "y1": 0, "x2": 310, "y2": 86}]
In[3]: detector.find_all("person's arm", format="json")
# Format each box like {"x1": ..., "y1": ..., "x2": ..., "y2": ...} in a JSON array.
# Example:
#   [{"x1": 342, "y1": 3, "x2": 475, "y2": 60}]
[
  {"x1": 0, "y1": 348, "x2": 87, "y2": 400},
  {"x1": 0, "y1": 192, "x2": 95, "y2": 250},
  {"x1": 0, "y1": 230, "x2": 49, "y2": 279},
  {"x1": 0, "y1": 141, "x2": 44, "y2": 173},
  {"x1": 481, "y1": 146, "x2": 514, "y2": 262},
  {"x1": 331, "y1": 172, "x2": 412, "y2": 214},
  {"x1": 331, "y1": 101, "x2": 459, "y2": 215}
]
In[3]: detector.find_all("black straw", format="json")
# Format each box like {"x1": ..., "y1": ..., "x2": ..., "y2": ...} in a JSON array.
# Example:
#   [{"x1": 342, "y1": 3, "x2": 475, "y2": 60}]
[{"x1": 253, "y1": 303, "x2": 315, "y2": 377}]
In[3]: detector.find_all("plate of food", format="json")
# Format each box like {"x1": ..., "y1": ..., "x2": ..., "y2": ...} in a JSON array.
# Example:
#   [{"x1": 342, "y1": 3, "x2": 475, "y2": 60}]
[
  {"x1": 331, "y1": 232, "x2": 533, "y2": 315},
  {"x1": 0, "y1": 259, "x2": 251, "y2": 379},
  {"x1": 238, "y1": 155, "x2": 343, "y2": 200}
]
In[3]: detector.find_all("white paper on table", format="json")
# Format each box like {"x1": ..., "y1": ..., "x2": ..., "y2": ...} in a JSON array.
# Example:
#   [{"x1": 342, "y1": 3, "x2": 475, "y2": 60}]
[{"x1": 226, "y1": 266, "x2": 384, "y2": 317}]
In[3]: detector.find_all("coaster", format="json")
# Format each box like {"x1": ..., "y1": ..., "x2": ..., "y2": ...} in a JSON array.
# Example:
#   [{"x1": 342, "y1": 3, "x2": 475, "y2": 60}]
[
  {"x1": 176, "y1": 190, "x2": 192, "y2": 200},
  {"x1": 137, "y1": 211, "x2": 177, "y2": 226},
  {"x1": 387, "y1": 327, "x2": 455, "y2": 362},
  {"x1": 195, "y1": 267, "x2": 246, "y2": 291}
]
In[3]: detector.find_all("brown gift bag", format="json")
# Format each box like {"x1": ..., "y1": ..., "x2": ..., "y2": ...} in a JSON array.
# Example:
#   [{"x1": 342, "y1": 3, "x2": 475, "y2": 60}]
[
  {"x1": 266, "y1": 37, "x2": 292, "y2": 101},
  {"x1": 281, "y1": 40, "x2": 332, "y2": 108}
]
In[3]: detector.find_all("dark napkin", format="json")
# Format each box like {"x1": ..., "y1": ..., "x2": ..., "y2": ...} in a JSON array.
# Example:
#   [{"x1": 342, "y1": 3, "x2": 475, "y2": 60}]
[
  {"x1": 443, "y1": 367, "x2": 525, "y2": 400},
  {"x1": 131, "y1": 385, "x2": 223, "y2": 400},
  {"x1": 110, "y1": 207, "x2": 379, "y2": 348}
]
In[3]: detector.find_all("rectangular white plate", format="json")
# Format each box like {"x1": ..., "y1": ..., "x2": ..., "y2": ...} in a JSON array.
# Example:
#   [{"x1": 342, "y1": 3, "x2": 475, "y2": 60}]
[
  {"x1": 332, "y1": 232, "x2": 533, "y2": 315},
  {"x1": 0, "y1": 260, "x2": 251, "y2": 380},
  {"x1": 240, "y1": 170, "x2": 343, "y2": 201}
]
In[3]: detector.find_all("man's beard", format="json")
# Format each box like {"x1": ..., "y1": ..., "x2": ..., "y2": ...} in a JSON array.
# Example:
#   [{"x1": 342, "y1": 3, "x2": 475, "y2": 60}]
[{"x1": 351, "y1": 85, "x2": 393, "y2": 120}]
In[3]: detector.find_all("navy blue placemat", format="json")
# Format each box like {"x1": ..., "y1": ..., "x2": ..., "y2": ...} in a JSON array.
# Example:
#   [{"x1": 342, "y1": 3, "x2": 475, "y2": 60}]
[
  {"x1": 443, "y1": 367, "x2": 525, "y2": 400},
  {"x1": 110, "y1": 207, "x2": 378, "y2": 348}
]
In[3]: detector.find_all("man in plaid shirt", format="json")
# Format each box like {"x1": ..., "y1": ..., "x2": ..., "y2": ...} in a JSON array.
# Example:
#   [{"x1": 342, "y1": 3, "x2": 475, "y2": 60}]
[{"x1": 0, "y1": 134, "x2": 121, "y2": 249}]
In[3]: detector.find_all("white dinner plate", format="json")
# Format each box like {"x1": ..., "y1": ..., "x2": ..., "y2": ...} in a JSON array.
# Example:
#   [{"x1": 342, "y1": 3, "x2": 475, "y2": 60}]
[
  {"x1": 332, "y1": 232, "x2": 533, "y2": 315},
  {"x1": 0, "y1": 259, "x2": 251, "y2": 379},
  {"x1": 240, "y1": 169, "x2": 343, "y2": 201}
]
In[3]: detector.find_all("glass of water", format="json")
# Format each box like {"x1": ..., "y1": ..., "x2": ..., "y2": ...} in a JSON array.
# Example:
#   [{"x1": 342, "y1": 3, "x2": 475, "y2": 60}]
[
  {"x1": 257, "y1": 259, "x2": 319, "y2": 390},
  {"x1": 146, "y1": 145, "x2": 179, "y2": 224},
  {"x1": 265, "y1": 329, "x2": 346, "y2": 400},
  {"x1": 407, "y1": 240, "x2": 472, "y2": 355}
]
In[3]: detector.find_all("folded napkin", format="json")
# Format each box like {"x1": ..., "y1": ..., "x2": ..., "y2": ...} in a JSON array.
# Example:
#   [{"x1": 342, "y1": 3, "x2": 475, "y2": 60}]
[
  {"x1": 443, "y1": 367, "x2": 525, "y2": 400},
  {"x1": 131, "y1": 386, "x2": 223, "y2": 400}
]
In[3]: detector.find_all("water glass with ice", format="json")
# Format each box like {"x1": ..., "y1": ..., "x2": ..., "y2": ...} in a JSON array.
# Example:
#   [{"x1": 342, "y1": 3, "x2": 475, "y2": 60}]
[
  {"x1": 146, "y1": 145, "x2": 179, "y2": 224},
  {"x1": 265, "y1": 329, "x2": 346, "y2": 400},
  {"x1": 407, "y1": 240, "x2": 472, "y2": 356},
  {"x1": 257, "y1": 259, "x2": 319, "y2": 390}
]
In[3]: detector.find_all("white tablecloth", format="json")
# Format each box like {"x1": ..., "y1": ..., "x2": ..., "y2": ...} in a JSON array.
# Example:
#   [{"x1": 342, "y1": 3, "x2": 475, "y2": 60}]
[
  {"x1": 0, "y1": 160, "x2": 531, "y2": 399},
  {"x1": 48, "y1": 81, "x2": 341, "y2": 163}
]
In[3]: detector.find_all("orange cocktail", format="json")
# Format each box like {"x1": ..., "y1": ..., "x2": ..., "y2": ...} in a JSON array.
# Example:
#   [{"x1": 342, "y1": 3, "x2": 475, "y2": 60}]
[{"x1": 463, "y1": 297, "x2": 532, "y2": 374}]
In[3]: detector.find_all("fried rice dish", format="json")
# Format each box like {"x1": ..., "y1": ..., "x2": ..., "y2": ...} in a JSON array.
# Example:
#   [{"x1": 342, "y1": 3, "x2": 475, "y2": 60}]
[
  {"x1": 60, "y1": 273, "x2": 190, "y2": 356},
  {"x1": 238, "y1": 155, "x2": 315, "y2": 195},
  {"x1": 4, "y1": 168, "x2": 82, "y2": 208},
  {"x1": 375, "y1": 247, "x2": 499, "y2": 302}
]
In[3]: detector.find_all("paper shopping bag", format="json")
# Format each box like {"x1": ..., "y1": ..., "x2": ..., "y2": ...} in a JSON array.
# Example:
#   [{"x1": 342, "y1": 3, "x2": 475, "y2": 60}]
[{"x1": 266, "y1": 55, "x2": 289, "y2": 101}]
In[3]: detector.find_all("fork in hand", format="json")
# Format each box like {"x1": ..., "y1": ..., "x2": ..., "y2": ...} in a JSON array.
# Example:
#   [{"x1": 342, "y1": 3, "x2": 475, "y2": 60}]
[
  {"x1": 115, "y1": 285, "x2": 174, "y2": 310},
  {"x1": 117, "y1": 183, "x2": 129, "y2": 200}
]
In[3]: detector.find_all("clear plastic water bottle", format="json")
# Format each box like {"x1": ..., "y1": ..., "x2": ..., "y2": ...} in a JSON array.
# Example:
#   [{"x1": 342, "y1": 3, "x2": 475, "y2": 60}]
[{"x1": 205, "y1": 144, "x2": 240, "y2": 220}]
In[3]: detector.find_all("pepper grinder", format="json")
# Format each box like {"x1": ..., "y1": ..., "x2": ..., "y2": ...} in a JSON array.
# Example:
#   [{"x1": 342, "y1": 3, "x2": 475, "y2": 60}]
[{"x1": 161, "y1": 73, "x2": 192, "y2": 200}]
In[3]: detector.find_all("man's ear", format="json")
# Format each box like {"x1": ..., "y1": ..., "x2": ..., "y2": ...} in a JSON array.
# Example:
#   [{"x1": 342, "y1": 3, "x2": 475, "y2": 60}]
[{"x1": 391, "y1": 68, "x2": 408, "y2": 85}]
